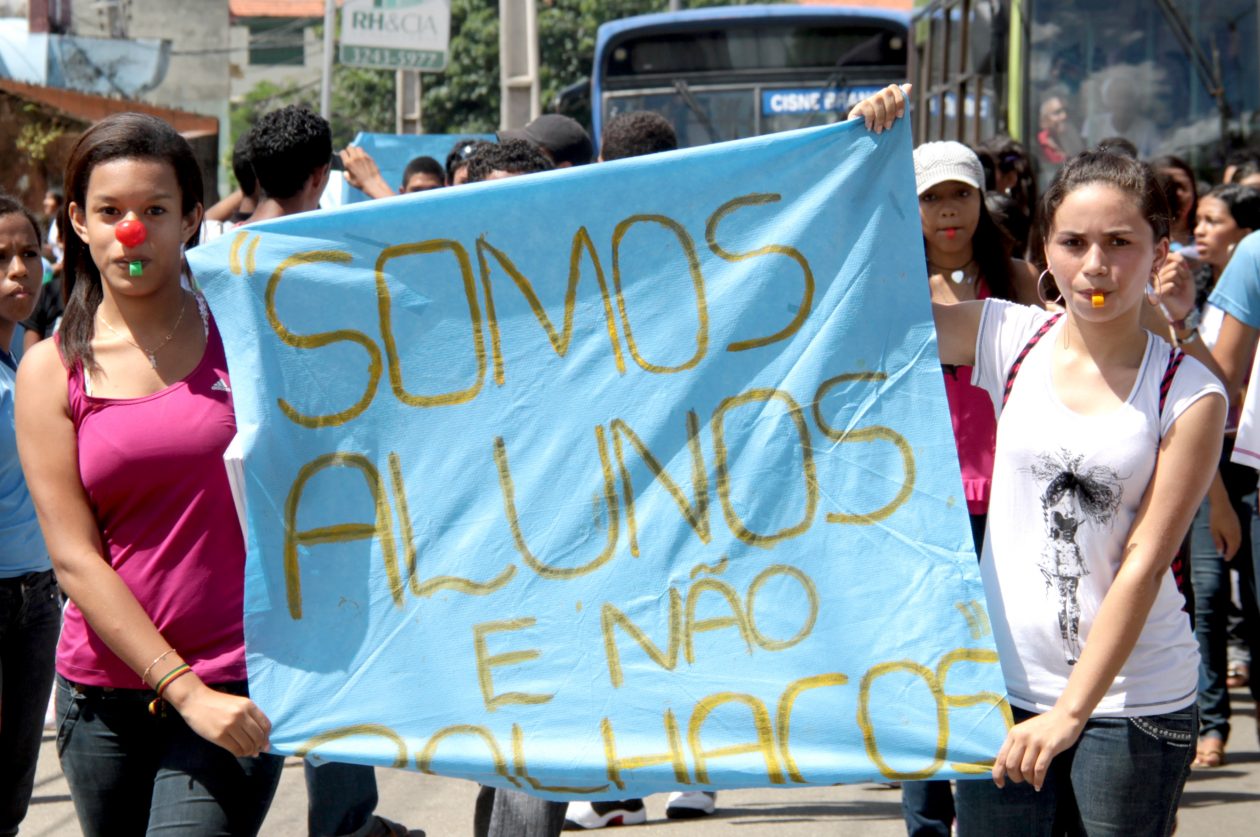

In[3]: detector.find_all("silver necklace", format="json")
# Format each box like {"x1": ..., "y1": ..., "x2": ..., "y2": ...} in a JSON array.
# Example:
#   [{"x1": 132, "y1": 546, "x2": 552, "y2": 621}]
[
  {"x1": 928, "y1": 259, "x2": 977, "y2": 285},
  {"x1": 97, "y1": 293, "x2": 189, "y2": 370}
]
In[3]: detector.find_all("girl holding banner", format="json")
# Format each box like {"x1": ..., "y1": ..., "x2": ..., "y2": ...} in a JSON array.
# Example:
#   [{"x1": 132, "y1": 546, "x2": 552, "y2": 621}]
[
  {"x1": 902, "y1": 138, "x2": 1041, "y2": 836},
  {"x1": 15, "y1": 114, "x2": 282, "y2": 836},
  {"x1": 856, "y1": 86, "x2": 1226, "y2": 836}
]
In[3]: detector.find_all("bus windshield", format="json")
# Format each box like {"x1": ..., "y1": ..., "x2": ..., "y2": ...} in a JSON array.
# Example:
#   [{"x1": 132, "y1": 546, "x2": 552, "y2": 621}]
[
  {"x1": 1027, "y1": 0, "x2": 1259, "y2": 181},
  {"x1": 594, "y1": 8, "x2": 908, "y2": 150}
]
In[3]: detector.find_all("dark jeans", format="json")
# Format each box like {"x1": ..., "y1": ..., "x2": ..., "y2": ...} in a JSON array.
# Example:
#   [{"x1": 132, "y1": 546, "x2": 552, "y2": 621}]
[
  {"x1": 474, "y1": 786, "x2": 566, "y2": 837},
  {"x1": 954, "y1": 705, "x2": 1196, "y2": 837},
  {"x1": 0, "y1": 570, "x2": 59, "y2": 837},
  {"x1": 305, "y1": 760, "x2": 380, "y2": 837},
  {"x1": 901, "y1": 780, "x2": 954, "y2": 837},
  {"x1": 56, "y1": 675, "x2": 283, "y2": 836},
  {"x1": 1192, "y1": 471, "x2": 1260, "y2": 743}
]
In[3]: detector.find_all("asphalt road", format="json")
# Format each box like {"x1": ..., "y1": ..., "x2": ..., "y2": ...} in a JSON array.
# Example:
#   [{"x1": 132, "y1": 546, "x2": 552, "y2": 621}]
[{"x1": 23, "y1": 691, "x2": 1260, "y2": 835}]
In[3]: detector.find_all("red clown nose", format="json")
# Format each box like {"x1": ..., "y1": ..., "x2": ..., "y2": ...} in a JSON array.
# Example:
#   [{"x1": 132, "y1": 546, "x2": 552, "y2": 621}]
[{"x1": 115, "y1": 219, "x2": 147, "y2": 248}]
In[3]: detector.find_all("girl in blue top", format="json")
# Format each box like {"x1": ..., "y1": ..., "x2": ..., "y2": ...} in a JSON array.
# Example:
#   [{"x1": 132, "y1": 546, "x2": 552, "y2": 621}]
[{"x1": 0, "y1": 192, "x2": 57, "y2": 837}]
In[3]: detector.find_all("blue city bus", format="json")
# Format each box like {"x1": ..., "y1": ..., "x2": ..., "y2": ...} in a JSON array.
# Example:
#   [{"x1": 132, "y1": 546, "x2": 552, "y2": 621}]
[
  {"x1": 589, "y1": 4, "x2": 909, "y2": 152},
  {"x1": 911, "y1": 0, "x2": 1260, "y2": 180}
]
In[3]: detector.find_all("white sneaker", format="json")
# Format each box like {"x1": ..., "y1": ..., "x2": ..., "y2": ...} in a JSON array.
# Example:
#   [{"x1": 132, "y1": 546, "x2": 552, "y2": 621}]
[
  {"x1": 665, "y1": 790, "x2": 716, "y2": 819},
  {"x1": 562, "y1": 799, "x2": 648, "y2": 829}
]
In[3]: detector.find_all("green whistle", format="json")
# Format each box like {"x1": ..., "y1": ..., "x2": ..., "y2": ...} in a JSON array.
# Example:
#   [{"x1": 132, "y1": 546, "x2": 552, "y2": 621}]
[{"x1": 129, "y1": 261, "x2": 143, "y2": 277}]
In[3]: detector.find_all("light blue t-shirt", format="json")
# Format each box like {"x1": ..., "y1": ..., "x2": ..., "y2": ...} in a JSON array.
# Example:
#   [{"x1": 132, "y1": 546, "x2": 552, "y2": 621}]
[
  {"x1": 1208, "y1": 230, "x2": 1260, "y2": 329},
  {"x1": 0, "y1": 357, "x2": 49, "y2": 577}
]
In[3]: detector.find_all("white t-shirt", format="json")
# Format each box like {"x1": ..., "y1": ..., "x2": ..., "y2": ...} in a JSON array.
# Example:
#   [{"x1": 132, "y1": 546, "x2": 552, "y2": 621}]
[
  {"x1": 1233, "y1": 353, "x2": 1260, "y2": 468},
  {"x1": 971, "y1": 299, "x2": 1221, "y2": 716},
  {"x1": 200, "y1": 219, "x2": 234, "y2": 243},
  {"x1": 1199, "y1": 303, "x2": 1224, "y2": 349},
  {"x1": 47, "y1": 217, "x2": 63, "y2": 262}
]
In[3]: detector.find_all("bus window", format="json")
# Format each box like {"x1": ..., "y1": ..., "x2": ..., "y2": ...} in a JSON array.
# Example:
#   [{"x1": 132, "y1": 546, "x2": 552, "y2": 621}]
[
  {"x1": 604, "y1": 25, "x2": 905, "y2": 77},
  {"x1": 1027, "y1": 0, "x2": 1257, "y2": 181},
  {"x1": 592, "y1": 8, "x2": 909, "y2": 151},
  {"x1": 606, "y1": 88, "x2": 757, "y2": 146},
  {"x1": 910, "y1": 0, "x2": 1003, "y2": 147}
]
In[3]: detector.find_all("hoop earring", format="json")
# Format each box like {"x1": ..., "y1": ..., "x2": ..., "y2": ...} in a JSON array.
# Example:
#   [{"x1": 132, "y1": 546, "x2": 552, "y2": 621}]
[{"x1": 1037, "y1": 268, "x2": 1064, "y2": 306}]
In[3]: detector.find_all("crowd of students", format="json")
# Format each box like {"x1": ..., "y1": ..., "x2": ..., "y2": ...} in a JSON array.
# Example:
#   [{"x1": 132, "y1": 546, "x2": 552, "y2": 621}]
[{"x1": 0, "y1": 79, "x2": 1257, "y2": 837}]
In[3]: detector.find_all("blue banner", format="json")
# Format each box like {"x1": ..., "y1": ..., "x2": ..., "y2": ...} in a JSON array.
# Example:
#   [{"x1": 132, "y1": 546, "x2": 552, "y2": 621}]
[
  {"x1": 188, "y1": 117, "x2": 1010, "y2": 799},
  {"x1": 342, "y1": 132, "x2": 494, "y2": 204}
]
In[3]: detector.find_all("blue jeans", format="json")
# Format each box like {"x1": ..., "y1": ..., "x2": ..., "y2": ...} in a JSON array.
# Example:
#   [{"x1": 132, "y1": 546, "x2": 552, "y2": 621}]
[
  {"x1": 954, "y1": 705, "x2": 1196, "y2": 837},
  {"x1": 56, "y1": 675, "x2": 283, "y2": 836},
  {"x1": 1191, "y1": 475, "x2": 1260, "y2": 743},
  {"x1": 305, "y1": 760, "x2": 380, "y2": 837},
  {"x1": 0, "y1": 570, "x2": 60, "y2": 837}
]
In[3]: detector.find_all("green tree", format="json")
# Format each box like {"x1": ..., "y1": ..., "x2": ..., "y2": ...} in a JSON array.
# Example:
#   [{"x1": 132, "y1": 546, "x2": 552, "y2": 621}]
[
  {"x1": 418, "y1": 0, "x2": 502, "y2": 134},
  {"x1": 230, "y1": 1, "x2": 776, "y2": 156},
  {"x1": 230, "y1": 64, "x2": 396, "y2": 163},
  {"x1": 330, "y1": 66, "x2": 398, "y2": 146}
]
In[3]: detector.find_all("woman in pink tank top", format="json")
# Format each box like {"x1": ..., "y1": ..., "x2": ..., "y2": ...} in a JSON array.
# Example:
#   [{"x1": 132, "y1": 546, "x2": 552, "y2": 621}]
[
  {"x1": 918, "y1": 141, "x2": 1043, "y2": 532},
  {"x1": 15, "y1": 114, "x2": 281, "y2": 836}
]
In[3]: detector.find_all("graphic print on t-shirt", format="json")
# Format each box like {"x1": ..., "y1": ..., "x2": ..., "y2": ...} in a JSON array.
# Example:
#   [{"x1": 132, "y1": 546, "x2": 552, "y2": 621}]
[{"x1": 1029, "y1": 449, "x2": 1123, "y2": 665}]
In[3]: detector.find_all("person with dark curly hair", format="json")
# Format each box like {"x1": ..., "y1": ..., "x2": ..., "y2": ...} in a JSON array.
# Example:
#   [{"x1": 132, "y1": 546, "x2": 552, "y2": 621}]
[
  {"x1": 246, "y1": 105, "x2": 332, "y2": 223},
  {"x1": 446, "y1": 138, "x2": 494, "y2": 186},
  {"x1": 599, "y1": 111, "x2": 678, "y2": 162},
  {"x1": 464, "y1": 139, "x2": 554, "y2": 184},
  {"x1": 236, "y1": 106, "x2": 423, "y2": 837}
]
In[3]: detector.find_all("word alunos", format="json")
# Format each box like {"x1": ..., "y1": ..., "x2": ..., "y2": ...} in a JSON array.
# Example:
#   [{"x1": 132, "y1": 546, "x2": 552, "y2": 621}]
[{"x1": 282, "y1": 375, "x2": 914, "y2": 619}]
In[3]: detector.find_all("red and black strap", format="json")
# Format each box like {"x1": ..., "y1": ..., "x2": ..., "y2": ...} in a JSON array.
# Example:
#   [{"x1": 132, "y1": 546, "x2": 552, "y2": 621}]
[
  {"x1": 1002, "y1": 314, "x2": 1061, "y2": 409},
  {"x1": 1159, "y1": 349, "x2": 1185, "y2": 418},
  {"x1": 1002, "y1": 314, "x2": 1184, "y2": 422}
]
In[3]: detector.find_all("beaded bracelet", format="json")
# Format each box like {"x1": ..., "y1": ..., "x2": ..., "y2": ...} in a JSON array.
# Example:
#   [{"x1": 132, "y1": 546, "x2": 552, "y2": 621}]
[{"x1": 148, "y1": 663, "x2": 193, "y2": 716}]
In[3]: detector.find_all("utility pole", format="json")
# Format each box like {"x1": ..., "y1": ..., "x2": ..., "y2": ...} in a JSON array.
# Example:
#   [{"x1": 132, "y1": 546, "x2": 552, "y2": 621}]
[
  {"x1": 499, "y1": 0, "x2": 540, "y2": 129},
  {"x1": 396, "y1": 70, "x2": 423, "y2": 134},
  {"x1": 320, "y1": 0, "x2": 335, "y2": 120}
]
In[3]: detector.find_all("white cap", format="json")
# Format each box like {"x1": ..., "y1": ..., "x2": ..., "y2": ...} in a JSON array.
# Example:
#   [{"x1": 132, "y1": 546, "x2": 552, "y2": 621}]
[{"x1": 913, "y1": 141, "x2": 985, "y2": 196}]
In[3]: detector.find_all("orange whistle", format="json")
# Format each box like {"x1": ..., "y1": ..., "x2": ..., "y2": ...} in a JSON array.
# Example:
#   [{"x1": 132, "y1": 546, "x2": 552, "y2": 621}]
[{"x1": 1092, "y1": 293, "x2": 1104, "y2": 308}]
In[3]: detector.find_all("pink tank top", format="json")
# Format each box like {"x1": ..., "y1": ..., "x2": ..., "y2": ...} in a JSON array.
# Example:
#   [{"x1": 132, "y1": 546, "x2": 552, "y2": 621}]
[
  {"x1": 57, "y1": 320, "x2": 247, "y2": 687},
  {"x1": 942, "y1": 282, "x2": 996, "y2": 515}
]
